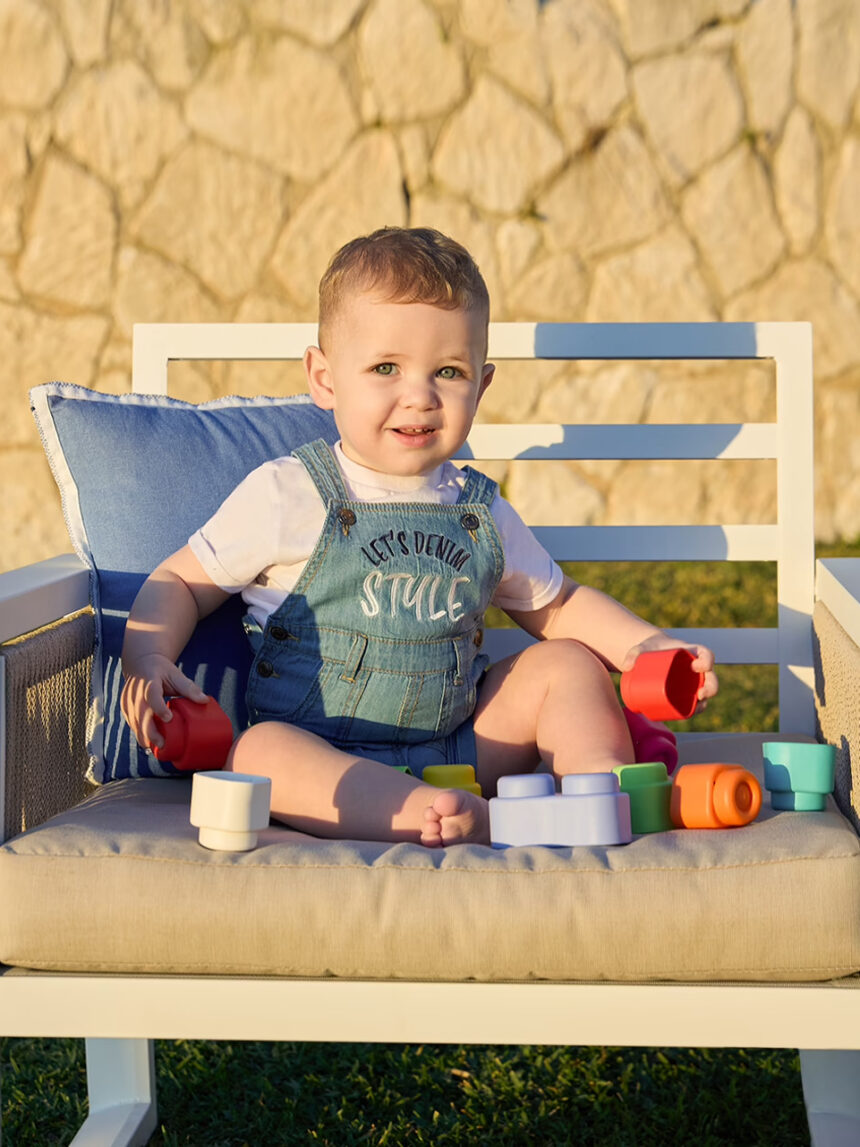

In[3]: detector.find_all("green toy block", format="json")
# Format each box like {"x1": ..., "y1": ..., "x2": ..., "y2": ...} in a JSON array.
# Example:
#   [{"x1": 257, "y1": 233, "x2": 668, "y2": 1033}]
[{"x1": 612, "y1": 762, "x2": 673, "y2": 834}]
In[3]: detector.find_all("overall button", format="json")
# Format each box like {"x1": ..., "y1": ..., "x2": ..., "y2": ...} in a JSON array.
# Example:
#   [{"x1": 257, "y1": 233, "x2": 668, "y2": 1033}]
[
  {"x1": 269, "y1": 625, "x2": 288, "y2": 642},
  {"x1": 257, "y1": 660, "x2": 274, "y2": 678},
  {"x1": 337, "y1": 508, "x2": 357, "y2": 533},
  {"x1": 473, "y1": 629, "x2": 484, "y2": 648},
  {"x1": 460, "y1": 512, "x2": 480, "y2": 532}
]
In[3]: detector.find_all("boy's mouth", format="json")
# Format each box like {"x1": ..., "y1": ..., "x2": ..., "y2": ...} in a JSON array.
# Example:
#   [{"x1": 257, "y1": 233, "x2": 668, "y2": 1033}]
[{"x1": 391, "y1": 426, "x2": 436, "y2": 438}]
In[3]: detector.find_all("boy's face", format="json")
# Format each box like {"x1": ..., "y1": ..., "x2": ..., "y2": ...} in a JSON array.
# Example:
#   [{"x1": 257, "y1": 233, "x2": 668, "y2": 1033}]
[{"x1": 305, "y1": 292, "x2": 494, "y2": 477}]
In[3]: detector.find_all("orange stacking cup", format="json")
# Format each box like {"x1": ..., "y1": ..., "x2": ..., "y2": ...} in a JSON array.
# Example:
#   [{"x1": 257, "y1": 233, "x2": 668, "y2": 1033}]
[
  {"x1": 670, "y1": 763, "x2": 762, "y2": 829},
  {"x1": 151, "y1": 696, "x2": 234, "y2": 772}
]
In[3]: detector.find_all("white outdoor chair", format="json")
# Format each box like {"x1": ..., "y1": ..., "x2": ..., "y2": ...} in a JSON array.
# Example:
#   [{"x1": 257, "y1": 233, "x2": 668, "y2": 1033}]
[{"x1": 1, "y1": 321, "x2": 858, "y2": 1147}]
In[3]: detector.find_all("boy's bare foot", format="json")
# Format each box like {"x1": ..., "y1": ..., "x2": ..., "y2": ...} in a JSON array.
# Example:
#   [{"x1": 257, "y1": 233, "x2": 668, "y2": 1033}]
[{"x1": 420, "y1": 789, "x2": 490, "y2": 847}]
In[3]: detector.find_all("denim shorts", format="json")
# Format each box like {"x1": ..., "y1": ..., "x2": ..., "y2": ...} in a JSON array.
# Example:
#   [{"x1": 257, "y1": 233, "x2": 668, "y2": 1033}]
[{"x1": 335, "y1": 714, "x2": 478, "y2": 779}]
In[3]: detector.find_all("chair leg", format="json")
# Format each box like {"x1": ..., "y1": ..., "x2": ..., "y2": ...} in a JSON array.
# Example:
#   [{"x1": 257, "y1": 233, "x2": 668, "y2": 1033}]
[
  {"x1": 69, "y1": 1039, "x2": 158, "y2": 1147},
  {"x1": 799, "y1": 1049, "x2": 860, "y2": 1147}
]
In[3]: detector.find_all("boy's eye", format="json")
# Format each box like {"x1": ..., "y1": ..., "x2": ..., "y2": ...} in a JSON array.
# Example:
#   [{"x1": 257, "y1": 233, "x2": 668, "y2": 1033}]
[
  {"x1": 373, "y1": 363, "x2": 396, "y2": 376},
  {"x1": 437, "y1": 366, "x2": 462, "y2": 380}
]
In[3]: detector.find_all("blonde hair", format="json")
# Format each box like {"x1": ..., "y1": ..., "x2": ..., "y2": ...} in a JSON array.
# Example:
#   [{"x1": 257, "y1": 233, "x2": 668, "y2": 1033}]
[{"x1": 318, "y1": 227, "x2": 490, "y2": 352}]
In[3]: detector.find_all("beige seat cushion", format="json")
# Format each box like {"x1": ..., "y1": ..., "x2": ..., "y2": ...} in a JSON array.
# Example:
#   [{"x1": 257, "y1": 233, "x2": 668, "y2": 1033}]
[{"x1": 1, "y1": 734, "x2": 858, "y2": 982}]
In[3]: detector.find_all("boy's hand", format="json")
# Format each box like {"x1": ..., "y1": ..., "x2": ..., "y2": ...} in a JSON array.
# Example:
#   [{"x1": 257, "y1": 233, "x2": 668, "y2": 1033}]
[
  {"x1": 620, "y1": 634, "x2": 718, "y2": 711},
  {"x1": 120, "y1": 653, "x2": 210, "y2": 749}
]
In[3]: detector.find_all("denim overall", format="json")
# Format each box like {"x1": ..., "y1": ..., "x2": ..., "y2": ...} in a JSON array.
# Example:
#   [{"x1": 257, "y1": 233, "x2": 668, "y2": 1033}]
[{"x1": 244, "y1": 439, "x2": 505, "y2": 773}]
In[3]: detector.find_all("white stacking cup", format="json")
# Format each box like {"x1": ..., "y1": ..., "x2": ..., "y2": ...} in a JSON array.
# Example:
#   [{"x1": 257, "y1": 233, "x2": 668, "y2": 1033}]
[{"x1": 190, "y1": 771, "x2": 272, "y2": 851}]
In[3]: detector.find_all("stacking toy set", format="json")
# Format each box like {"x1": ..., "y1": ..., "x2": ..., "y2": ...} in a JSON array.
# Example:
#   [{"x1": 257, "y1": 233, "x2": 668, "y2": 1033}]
[{"x1": 486, "y1": 649, "x2": 835, "y2": 849}]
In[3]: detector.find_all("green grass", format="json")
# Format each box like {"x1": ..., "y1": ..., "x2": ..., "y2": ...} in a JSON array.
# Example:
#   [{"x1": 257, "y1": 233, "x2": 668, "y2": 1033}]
[
  {"x1": 4, "y1": 547, "x2": 857, "y2": 1144},
  {"x1": 0, "y1": 1039, "x2": 808, "y2": 1145}
]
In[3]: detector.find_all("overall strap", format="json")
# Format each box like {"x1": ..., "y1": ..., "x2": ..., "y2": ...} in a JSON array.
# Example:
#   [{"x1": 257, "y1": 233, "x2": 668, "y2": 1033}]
[
  {"x1": 292, "y1": 439, "x2": 349, "y2": 502},
  {"x1": 457, "y1": 465, "x2": 498, "y2": 506}
]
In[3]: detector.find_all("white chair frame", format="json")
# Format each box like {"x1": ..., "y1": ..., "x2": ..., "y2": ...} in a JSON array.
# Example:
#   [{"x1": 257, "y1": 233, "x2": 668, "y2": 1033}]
[{"x1": 1, "y1": 321, "x2": 857, "y2": 1146}]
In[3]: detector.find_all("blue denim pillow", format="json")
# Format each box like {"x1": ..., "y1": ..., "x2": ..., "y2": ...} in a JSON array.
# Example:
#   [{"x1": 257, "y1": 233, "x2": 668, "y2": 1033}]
[{"x1": 31, "y1": 383, "x2": 337, "y2": 782}]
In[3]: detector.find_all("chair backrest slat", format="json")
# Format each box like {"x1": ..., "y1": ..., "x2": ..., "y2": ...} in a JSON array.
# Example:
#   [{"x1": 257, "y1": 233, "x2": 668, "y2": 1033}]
[{"x1": 458, "y1": 423, "x2": 778, "y2": 461}]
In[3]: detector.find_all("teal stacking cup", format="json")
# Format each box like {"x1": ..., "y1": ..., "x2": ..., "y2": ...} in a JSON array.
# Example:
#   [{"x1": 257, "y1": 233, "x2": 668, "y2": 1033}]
[{"x1": 762, "y1": 742, "x2": 835, "y2": 811}]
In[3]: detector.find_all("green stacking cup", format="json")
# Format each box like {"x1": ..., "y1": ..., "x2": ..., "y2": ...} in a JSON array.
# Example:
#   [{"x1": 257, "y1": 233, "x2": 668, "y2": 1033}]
[
  {"x1": 613, "y1": 762, "x2": 673, "y2": 833},
  {"x1": 762, "y1": 742, "x2": 835, "y2": 811}
]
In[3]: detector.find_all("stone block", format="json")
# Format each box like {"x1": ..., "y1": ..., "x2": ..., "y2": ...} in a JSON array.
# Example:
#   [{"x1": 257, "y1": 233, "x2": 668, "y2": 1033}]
[
  {"x1": 477, "y1": 361, "x2": 554, "y2": 424},
  {"x1": 114, "y1": 247, "x2": 222, "y2": 337},
  {"x1": 648, "y1": 362, "x2": 775, "y2": 425},
  {"x1": 587, "y1": 227, "x2": 715, "y2": 322},
  {"x1": 539, "y1": 125, "x2": 669, "y2": 259},
  {"x1": 18, "y1": 155, "x2": 116, "y2": 309},
  {"x1": 461, "y1": 0, "x2": 549, "y2": 106},
  {"x1": 726, "y1": 259, "x2": 860, "y2": 380},
  {"x1": 797, "y1": 0, "x2": 860, "y2": 131},
  {"x1": 270, "y1": 131, "x2": 406, "y2": 311},
  {"x1": 359, "y1": 0, "x2": 466, "y2": 121},
  {"x1": 0, "y1": 450, "x2": 69, "y2": 574},
  {"x1": 541, "y1": 0, "x2": 627, "y2": 153},
  {"x1": 633, "y1": 51, "x2": 743, "y2": 187},
  {"x1": 507, "y1": 459, "x2": 605, "y2": 526},
  {"x1": 0, "y1": 0, "x2": 67, "y2": 110},
  {"x1": 188, "y1": 0, "x2": 245, "y2": 44},
  {"x1": 116, "y1": 0, "x2": 208, "y2": 92},
  {"x1": 681, "y1": 145, "x2": 785, "y2": 299},
  {"x1": 496, "y1": 220, "x2": 542, "y2": 291},
  {"x1": 826, "y1": 137, "x2": 860, "y2": 299},
  {"x1": 606, "y1": 460, "x2": 705, "y2": 526},
  {"x1": 0, "y1": 257, "x2": 18, "y2": 302},
  {"x1": 54, "y1": 61, "x2": 188, "y2": 208},
  {"x1": 736, "y1": 0, "x2": 793, "y2": 135},
  {"x1": 504, "y1": 253, "x2": 588, "y2": 322},
  {"x1": 775, "y1": 108, "x2": 820, "y2": 256},
  {"x1": 609, "y1": 0, "x2": 747, "y2": 57},
  {"x1": 470, "y1": 0, "x2": 549, "y2": 107},
  {"x1": 0, "y1": 304, "x2": 108, "y2": 446},
  {"x1": 133, "y1": 141, "x2": 284, "y2": 301},
  {"x1": 432, "y1": 76, "x2": 564, "y2": 214},
  {"x1": 0, "y1": 114, "x2": 28, "y2": 255},
  {"x1": 818, "y1": 383, "x2": 860, "y2": 540},
  {"x1": 186, "y1": 35, "x2": 357, "y2": 181},
  {"x1": 254, "y1": 0, "x2": 365, "y2": 45},
  {"x1": 58, "y1": 0, "x2": 112, "y2": 65},
  {"x1": 397, "y1": 125, "x2": 431, "y2": 194}
]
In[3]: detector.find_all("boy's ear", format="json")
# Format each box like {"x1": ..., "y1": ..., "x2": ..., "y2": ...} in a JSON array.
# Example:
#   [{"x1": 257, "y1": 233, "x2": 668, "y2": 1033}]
[
  {"x1": 304, "y1": 345, "x2": 335, "y2": 410},
  {"x1": 477, "y1": 362, "x2": 495, "y2": 403}
]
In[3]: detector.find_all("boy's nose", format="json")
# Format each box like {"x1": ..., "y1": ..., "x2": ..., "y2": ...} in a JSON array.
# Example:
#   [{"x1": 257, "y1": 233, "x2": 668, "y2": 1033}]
[{"x1": 401, "y1": 376, "x2": 441, "y2": 409}]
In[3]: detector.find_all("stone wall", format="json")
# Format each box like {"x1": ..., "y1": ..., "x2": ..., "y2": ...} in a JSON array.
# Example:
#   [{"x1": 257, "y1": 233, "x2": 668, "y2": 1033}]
[{"x1": 1, "y1": 0, "x2": 859, "y2": 571}]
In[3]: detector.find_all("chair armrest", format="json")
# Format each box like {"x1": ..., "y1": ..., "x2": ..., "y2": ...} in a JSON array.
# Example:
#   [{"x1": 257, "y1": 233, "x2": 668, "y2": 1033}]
[
  {"x1": 1, "y1": 557, "x2": 95, "y2": 842},
  {"x1": 0, "y1": 555, "x2": 90, "y2": 644},
  {"x1": 814, "y1": 559, "x2": 860, "y2": 832}
]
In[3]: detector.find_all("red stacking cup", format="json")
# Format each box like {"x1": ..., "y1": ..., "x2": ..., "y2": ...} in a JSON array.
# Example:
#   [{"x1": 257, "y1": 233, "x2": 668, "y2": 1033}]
[
  {"x1": 620, "y1": 648, "x2": 704, "y2": 722},
  {"x1": 151, "y1": 697, "x2": 234, "y2": 772}
]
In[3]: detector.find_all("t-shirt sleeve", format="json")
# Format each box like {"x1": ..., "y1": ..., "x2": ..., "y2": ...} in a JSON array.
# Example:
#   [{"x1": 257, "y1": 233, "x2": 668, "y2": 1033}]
[
  {"x1": 490, "y1": 493, "x2": 564, "y2": 612},
  {"x1": 188, "y1": 461, "x2": 284, "y2": 592}
]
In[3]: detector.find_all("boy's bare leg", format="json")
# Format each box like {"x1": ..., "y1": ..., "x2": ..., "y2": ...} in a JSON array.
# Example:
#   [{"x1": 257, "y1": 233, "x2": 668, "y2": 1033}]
[
  {"x1": 473, "y1": 637, "x2": 633, "y2": 796},
  {"x1": 227, "y1": 721, "x2": 489, "y2": 846}
]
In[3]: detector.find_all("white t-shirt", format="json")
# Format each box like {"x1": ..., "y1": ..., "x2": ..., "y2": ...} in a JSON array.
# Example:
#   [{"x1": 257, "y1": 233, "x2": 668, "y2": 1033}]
[{"x1": 190, "y1": 442, "x2": 563, "y2": 629}]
